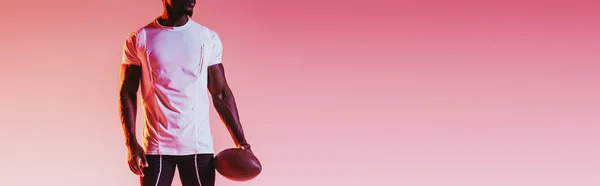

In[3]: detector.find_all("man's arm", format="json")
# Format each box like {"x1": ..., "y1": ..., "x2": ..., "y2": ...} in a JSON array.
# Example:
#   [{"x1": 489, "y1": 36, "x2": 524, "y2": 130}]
[
  {"x1": 119, "y1": 31, "x2": 148, "y2": 176},
  {"x1": 207, "y1": 64, "x2": 249, "y2": 149},
  {"x1": 119, "y1": 64, "x2": 142, "y2": 146}
]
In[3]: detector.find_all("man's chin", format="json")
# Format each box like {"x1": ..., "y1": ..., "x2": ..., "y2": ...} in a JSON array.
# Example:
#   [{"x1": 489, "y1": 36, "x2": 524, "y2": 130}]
[{"x1": 185, "y1": 10, "x2": 194, "y2": 16}]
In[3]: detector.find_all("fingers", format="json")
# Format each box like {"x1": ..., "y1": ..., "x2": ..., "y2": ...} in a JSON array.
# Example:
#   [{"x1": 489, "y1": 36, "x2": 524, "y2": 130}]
[
  {"x1": 128, "y1": 157, "x2": 145, "y2": 177},
  {"x1": 140, "y1": 154, "x2": 149, "y2": 168},
  {"x1": 128, "y1": 159, "x2": 142, "y2": 176},
  {"x1": 128, "y1": 161, "x2": 138, "y2": 173},
  {"x1": 137, "y1": 156, "x2": 146, "y2": 177}
]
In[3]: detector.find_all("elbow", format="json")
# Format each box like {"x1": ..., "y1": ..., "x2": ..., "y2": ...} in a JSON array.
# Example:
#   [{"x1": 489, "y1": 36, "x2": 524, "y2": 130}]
[
  {"x1": 210, "y1": 90, "x2": 225, "y2": 100},
  {"x1": 210, "y1": 86, "x2": 230, "y2": 100}
]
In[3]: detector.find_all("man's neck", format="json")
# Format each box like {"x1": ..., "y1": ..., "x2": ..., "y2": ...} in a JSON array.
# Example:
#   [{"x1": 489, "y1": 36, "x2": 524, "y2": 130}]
[{"x1": 158, "y1": 12, "x2": 189, "y2": 27}]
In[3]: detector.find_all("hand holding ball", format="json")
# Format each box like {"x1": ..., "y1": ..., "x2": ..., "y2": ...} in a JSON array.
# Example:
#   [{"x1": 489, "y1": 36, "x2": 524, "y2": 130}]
[{"x1": 214, "y1": 148, "x2": 262, "y2": 181}]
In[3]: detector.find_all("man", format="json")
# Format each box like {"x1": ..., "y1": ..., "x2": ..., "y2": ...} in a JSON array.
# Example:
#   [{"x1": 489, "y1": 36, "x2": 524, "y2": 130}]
[{"x1": 118, "y1": 0, "x2": 251, "y2": 185}]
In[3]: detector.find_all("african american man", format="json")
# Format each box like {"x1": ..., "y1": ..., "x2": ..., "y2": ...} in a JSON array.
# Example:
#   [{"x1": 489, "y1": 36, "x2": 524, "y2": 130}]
[{"x1": 118, "y1": 0, "x2": 251, "y2": 185}]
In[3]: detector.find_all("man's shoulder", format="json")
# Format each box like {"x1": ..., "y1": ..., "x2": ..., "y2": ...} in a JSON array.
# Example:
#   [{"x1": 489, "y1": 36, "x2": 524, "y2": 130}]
[
  {"x1": 186, "y1": 19, "x2": 217, "y2": 35},
  {"x1": 126, "y1": 22, "x2": 155, "y2": 38},
  {"x1": 138, "y1": 21, "x2": 161, "y2": 33}
]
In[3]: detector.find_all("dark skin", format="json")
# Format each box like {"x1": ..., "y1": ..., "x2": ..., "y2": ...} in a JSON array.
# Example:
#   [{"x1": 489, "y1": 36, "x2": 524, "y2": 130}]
[
  {"x1": 118, "y1": 64, "x2": 146, "y2": 176},
  {"x1": 118, "y1": 0, "x2": 250, "y2": 177},
  {"x1": 207, "y1": 64, "x2": 250, "y2": 150}
]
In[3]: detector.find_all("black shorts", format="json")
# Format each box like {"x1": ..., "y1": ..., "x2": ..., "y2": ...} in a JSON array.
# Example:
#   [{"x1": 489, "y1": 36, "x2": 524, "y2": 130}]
[{"x1": 141, "y1": 154, "x2": 215, "y2": 186}]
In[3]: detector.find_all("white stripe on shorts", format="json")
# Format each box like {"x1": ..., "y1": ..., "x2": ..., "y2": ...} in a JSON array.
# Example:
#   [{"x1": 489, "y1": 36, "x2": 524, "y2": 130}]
[
  {"x1": 194, "y1": 155, "x2": 202, "y2": 184},
  {"x1": 155, "y1": 155, "x2": 163, "y2": 186}
]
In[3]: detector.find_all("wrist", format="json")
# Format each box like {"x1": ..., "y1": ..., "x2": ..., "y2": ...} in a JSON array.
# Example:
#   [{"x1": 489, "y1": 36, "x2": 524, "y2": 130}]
[
  {"x1": 126, "y1": 139, "x2": 139, "y2": 147},
  {"x1": 238, "y1": 140, "x2": 249, "y2": 146}
]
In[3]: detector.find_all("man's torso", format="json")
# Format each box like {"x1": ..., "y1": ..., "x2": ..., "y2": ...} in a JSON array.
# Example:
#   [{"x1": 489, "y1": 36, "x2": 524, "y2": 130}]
[{"x1": 130, "y1": 19, "x2": 217, "y2": 155}]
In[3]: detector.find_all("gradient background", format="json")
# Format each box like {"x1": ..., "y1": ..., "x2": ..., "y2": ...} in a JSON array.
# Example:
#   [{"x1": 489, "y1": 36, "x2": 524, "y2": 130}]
[{"x1": 1, "y1": 0, "x2": 599, "y2": 185}]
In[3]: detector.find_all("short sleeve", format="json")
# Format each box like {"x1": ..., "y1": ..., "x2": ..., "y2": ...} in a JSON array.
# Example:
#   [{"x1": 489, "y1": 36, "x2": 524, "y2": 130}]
[
  {"x1": 121, "y1": 32, "x2": 142, "y2": 66},
  {"x1": 207, "y1": 31, "x2": 223, "y2": 66}
]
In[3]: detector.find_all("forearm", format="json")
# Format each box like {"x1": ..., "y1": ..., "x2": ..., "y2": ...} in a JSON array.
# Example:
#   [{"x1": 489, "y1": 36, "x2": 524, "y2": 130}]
[
  {"x1": 212, "y1": 87, "x2": 247, "y2": 146},
  {"x1": 119, "y1": 92, "x2": 138, "y2": 146}
]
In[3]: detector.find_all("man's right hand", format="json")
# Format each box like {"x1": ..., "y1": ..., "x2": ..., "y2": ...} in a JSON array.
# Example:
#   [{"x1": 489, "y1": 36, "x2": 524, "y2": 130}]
[{"x1": 127, "y1": 142, "x2": 148, "y2": 177}]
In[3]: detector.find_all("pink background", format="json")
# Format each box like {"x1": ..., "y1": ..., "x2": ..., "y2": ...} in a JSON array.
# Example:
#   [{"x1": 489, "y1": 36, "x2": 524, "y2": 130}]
[{"x1": 1, "y1": 0, "x2": 599, "y2": 185}]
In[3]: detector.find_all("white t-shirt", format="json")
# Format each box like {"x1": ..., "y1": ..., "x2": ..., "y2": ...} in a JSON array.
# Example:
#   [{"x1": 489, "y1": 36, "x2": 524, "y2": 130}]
[{"x1": 121, "y1": 18, "x2": 223, "y2": 155}]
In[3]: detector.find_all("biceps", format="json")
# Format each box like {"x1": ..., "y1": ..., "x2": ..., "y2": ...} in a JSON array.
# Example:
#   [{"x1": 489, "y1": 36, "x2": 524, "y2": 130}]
[
  {"x1": 207, "y1": 64, "x2": 227, "y2": 94},
  {"x1": 119, "y1": 64, "x2": 142, "y2": 94}
]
